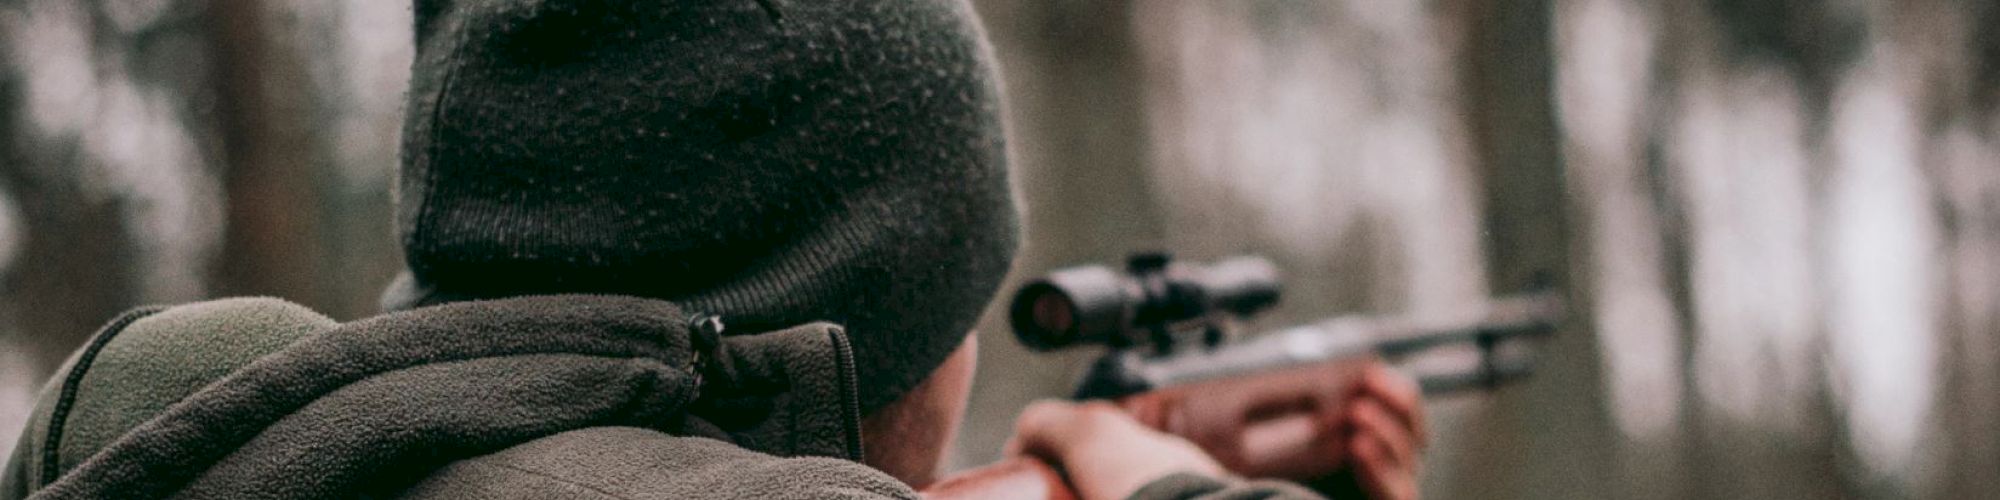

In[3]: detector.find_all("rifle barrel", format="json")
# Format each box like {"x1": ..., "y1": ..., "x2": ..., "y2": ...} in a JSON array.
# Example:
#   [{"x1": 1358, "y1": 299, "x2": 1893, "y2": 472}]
[{"x1": 1127, "y1": 293, "x2": 1561, "y2": 391}]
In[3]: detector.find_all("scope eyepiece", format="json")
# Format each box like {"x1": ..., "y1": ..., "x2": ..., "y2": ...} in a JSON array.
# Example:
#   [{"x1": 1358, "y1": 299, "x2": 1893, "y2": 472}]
[{"x1": 1009, "y1": 253, "x2": 1281, "y2": 351}]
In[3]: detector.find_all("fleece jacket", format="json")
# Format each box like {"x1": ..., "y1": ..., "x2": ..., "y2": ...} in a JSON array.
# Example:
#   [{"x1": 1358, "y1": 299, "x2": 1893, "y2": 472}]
[
  {"x1": 0, "y1": 297, "x2": 1321, "y2": 499},
  {"x1": 1, "y1": 296, "x2": 896, "y2": 499}
]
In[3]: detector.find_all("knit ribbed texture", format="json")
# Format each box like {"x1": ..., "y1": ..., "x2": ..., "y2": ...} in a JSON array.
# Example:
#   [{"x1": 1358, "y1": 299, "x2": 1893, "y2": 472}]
[{"x1": 389, "y1": 0, "x2": 1020, "y2": 413}]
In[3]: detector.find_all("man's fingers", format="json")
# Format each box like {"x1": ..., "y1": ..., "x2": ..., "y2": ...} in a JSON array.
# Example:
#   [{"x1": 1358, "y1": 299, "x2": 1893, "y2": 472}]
[
  {"x1": 1349, "y1": 432, "x2": 1416, "y2": 500},
  {"x1": 1346, "y1": 399, "x2": 1417, "y2": 472},
  {"x1": 1349, "y1": 432, "x2": 1388, "y2": 476},
  {"x1": 1355, "y1": 364, "x2": 1427, "y2": 450}
]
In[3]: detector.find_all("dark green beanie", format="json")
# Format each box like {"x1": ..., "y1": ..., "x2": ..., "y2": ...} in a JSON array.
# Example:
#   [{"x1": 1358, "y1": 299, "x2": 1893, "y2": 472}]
[{"x1": 386, "y1": 0, "x2": 1019, "y2": 414}]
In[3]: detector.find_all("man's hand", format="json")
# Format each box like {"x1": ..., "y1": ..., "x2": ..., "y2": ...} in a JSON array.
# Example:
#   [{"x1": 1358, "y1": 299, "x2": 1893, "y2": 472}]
[
  {"x1": 1006, "y1": 361, "x2": 1427, "y2": 500},
  {"x1": 1007, "y1": 401, "x2": 1229, "y2": 500},
  {"x1": 1333, "y1": 363, "x2": 1425, "y2": 500}
]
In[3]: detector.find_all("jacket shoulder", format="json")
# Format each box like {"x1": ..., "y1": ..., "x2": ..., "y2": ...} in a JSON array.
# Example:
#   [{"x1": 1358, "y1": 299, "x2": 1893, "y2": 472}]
[
  {"x1": 401, "y1": 426, "x2": 915, "y2": 500},
  {"x1": 1, "y1": 298, "x2": 335, "y2": 497}
]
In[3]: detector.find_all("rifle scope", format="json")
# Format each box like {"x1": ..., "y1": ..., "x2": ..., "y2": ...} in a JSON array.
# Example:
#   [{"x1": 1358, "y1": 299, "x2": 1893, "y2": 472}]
[{"x1": 1009, "y1": 253, "x2": 1281, "y2": 351}]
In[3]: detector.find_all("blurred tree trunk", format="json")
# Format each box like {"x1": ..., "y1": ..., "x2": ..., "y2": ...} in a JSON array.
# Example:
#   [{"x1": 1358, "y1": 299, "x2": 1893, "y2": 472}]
[
  {"x1": 954, "y1": 0, "x2": 1165, "y2": 470},
  {"x1": 1450, "y1": 0, "x2": 1619, "y2": 499},
  {"x1": 202, "y1": 0, "x2": 405, "y2": 321},
  {"x1": 206, "y1": 0, "x2": 332, "y2": 310},
  {"x1": 1903, "y1": 1, "x2": 2000, "y2": 497}
]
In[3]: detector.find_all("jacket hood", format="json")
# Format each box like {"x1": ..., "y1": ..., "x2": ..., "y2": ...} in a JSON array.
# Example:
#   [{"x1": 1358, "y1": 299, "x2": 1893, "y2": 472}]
[{"x1": 7, "y1": 296, "x2": 865, "y2": 499}]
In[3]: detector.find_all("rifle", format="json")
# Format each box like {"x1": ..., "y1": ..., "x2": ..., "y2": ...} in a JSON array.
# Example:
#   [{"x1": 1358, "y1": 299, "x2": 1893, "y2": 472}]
[{"x1": 922, "y1": 253, "x2": 1562, "y2": 499}]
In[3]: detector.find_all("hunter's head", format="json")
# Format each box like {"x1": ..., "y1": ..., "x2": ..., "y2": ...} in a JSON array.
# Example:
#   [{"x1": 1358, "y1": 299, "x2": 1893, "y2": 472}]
[{"x1": 385, "y1": 0, "x2": 1018, "y2": 482}]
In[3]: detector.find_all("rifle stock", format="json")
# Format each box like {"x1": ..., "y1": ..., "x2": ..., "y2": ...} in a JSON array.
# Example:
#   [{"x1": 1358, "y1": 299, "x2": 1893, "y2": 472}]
[{"x1": 923, "y1": 359, "x2": 1373, "y2": 499}]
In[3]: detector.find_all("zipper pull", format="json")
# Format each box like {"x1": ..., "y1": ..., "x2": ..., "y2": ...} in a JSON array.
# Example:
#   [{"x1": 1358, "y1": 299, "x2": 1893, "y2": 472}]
[{"x1": 687, "y1": 313, "x2": 735, "y2": 389}]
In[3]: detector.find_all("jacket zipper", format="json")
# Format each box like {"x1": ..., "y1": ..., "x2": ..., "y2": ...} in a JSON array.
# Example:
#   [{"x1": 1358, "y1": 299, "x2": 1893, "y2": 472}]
[{"x1": 825, "y1": 325, "x2": 866, "y2": 462}]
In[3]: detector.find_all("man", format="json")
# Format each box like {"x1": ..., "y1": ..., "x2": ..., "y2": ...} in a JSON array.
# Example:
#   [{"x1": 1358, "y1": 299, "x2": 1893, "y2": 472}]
[{"x1": 1, "y1": 1, "x2": 1423, "y2": 499}]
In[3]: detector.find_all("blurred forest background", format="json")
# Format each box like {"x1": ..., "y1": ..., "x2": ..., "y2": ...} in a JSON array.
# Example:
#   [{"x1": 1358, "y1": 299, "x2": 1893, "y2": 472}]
[{"x1": 1, "y1": 0, "x2": 1997, "y2": 498}]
